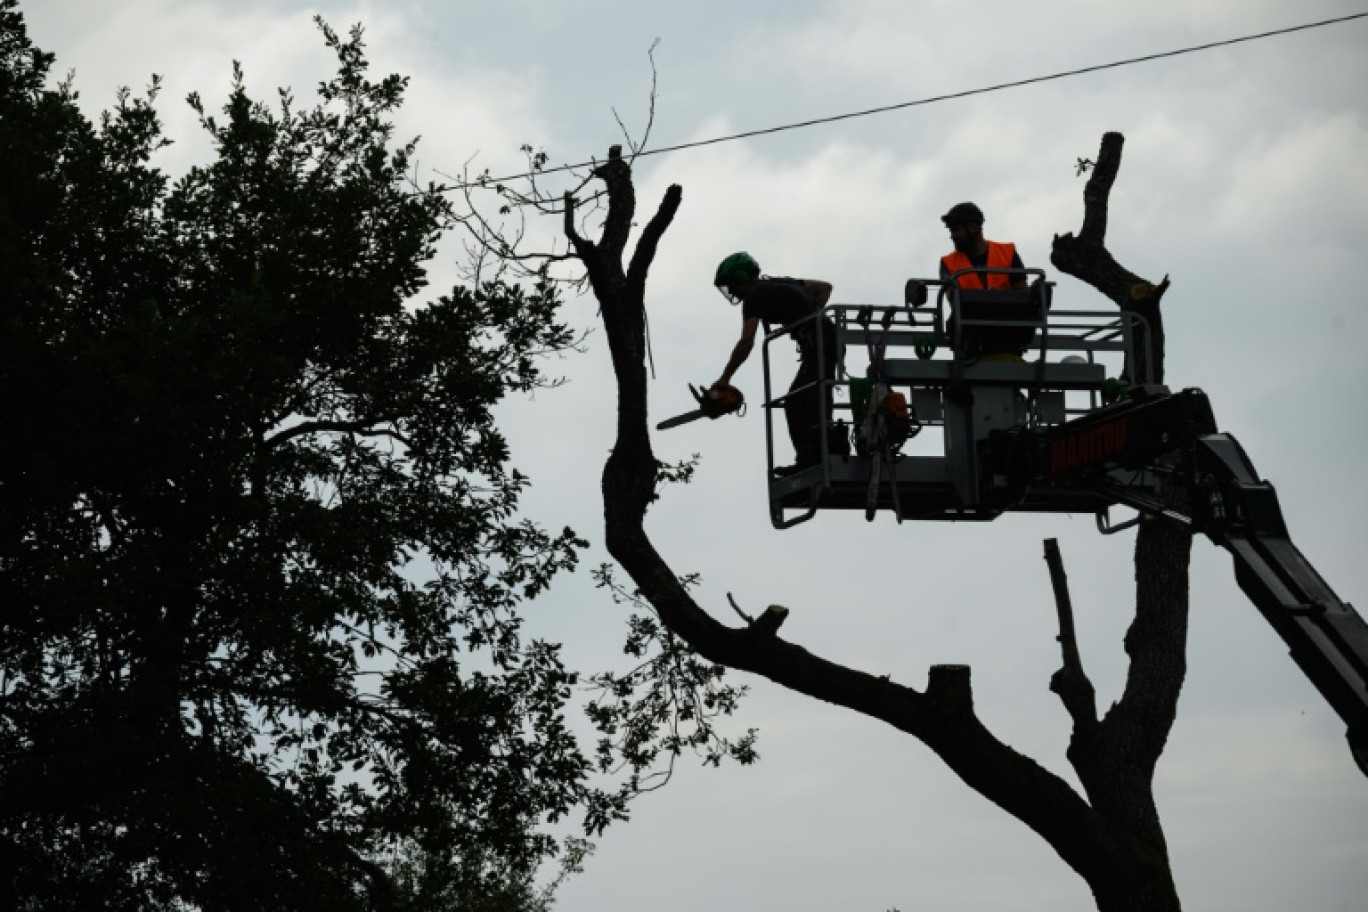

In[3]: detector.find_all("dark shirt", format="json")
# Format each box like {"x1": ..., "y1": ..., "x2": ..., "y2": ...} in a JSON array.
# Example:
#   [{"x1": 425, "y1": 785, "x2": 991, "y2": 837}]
[{"x1": 741, "y1": 278, "x2": 816, "y2": 330}]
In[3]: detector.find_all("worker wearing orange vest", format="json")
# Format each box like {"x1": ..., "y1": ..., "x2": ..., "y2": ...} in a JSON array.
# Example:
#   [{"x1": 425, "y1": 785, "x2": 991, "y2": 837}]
[{"x1": 938, "y1": 202, "x2": 1028, "y2": 291}]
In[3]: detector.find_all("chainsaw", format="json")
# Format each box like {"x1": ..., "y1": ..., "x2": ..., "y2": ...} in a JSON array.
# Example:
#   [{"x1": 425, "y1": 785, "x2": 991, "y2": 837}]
[{"x1": 656, "y1": 383, "x2": 746, "y2": 431}]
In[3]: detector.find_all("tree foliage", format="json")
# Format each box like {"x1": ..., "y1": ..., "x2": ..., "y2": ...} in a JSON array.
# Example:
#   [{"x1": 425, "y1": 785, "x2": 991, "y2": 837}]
[{"x1": 0, "y1": 5, "x2": 636, "y2": 908}]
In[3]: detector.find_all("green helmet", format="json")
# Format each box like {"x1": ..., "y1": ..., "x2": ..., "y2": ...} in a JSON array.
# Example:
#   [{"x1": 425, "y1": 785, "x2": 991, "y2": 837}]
[{"x1": 714, "y1": 252, "x2": 760, "y2": 288}]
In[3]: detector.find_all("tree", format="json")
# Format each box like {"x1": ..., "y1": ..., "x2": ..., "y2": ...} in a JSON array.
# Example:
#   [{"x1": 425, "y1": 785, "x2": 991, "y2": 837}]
[
  {"x1": 0, "y1": 6, "x2": 670, "y2": 908},
  {"x1": 547, "y1": 137, "x2": 1192, "y2": 911}
]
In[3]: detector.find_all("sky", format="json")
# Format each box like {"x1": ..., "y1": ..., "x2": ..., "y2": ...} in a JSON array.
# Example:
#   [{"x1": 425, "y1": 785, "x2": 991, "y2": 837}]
[{"x1": 20, "y1": 1, "x2": 1368, "y2": 910}]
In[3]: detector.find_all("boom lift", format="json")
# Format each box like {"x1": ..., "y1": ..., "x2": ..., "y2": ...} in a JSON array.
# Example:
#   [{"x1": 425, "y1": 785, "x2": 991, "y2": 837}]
[{"x1": 759, "y1": 268, "x2": 1368, "y2": 777}]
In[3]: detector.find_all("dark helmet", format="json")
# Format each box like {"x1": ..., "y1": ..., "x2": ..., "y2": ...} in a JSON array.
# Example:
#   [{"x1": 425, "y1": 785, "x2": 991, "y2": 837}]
[
  {"x1": 714, "y1": 251, "x2": 761, "y2": 288},
  {"x1": 940, "y1": 202, "x2": 985, "y2": 226}
]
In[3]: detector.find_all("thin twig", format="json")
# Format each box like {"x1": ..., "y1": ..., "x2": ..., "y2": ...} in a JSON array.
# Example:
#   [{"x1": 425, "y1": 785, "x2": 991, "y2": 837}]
[{"x1": 726, "y1": 592, "x2": 752, "y2": 625}]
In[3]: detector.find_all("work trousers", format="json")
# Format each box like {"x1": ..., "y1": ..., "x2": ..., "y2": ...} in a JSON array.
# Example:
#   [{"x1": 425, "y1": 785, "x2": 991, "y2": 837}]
[{"x1": 787, "y1": 318, "x2": 840, "y2": 465}]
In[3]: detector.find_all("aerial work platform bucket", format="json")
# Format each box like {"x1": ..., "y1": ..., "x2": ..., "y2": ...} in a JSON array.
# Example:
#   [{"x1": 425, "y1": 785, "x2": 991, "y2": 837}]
[{"x1": 762, "y1": 268, "x2": 1154, "y2": 528}]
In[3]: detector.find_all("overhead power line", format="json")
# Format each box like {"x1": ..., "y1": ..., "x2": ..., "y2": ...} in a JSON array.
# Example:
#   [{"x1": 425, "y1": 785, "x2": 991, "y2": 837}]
[{"x1": 452, "y1": 10, "x2": 1368, "y2": 189}]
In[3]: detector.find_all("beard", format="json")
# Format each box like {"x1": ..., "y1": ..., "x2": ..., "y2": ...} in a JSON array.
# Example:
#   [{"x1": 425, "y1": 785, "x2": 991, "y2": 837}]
[{"x1": 952, "y1": 231, "x2": 980, "y2": 253}]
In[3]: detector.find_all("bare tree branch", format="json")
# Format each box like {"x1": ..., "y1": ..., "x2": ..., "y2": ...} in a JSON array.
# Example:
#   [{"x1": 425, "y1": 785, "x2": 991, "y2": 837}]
[
  {"x1": 626, "y1": 182, "x2": 681, "y2": 297},
  {"x1": 593, "y1": 147, "x2": 635, "y2": 265},
  {"x1": 442, "y1": 48, "x2": 661, "y2": 290},
  {"x1": 1044, "y1": 538, "x2": 1099, "y2": 731},
  {"x1": 726, "y1": 592, "x2": 752, "y2": 624},
  {"x1": 563, "y1": 191, "x2": 582, "y2": 248},
  {"x1": 264, "y1": 417, "x2": 408, "y2": 449},
  {"x1": 618, "y1": 39, "x2": 659, "y2": 162},
  {"x1": 1051, "y1": 132, "x2": 1171, "y2": 384}
]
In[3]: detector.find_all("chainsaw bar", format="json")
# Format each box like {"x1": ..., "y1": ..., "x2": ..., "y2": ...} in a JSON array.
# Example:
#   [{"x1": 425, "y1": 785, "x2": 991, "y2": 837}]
[{"x1": 656, "y1": 409, "x2": 707, "y2": 430}]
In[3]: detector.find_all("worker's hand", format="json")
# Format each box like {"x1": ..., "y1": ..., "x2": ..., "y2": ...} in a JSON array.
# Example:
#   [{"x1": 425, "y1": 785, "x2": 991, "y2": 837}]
[{"x1": 709, "y1": 380, "x2": 729, "y2": 394}]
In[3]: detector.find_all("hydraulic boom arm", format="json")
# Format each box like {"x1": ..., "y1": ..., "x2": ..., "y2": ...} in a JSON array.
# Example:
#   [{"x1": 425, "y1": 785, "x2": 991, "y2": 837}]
[
  {"x1": 1193, "y1": 433, "x2": 1368, "y2": 777},
  {"x1": 1025, "y1": 388, "x2": 1368, "y2": 776}
]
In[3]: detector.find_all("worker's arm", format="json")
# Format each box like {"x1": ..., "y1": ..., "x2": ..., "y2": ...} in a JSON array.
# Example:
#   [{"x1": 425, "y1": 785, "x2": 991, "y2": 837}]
[
  {"x1": 716, "y1": 317, "x2": 761, "y2": 387},
  {"x1": 802, "y1": 279, "x2": 833, "y2": 307}
]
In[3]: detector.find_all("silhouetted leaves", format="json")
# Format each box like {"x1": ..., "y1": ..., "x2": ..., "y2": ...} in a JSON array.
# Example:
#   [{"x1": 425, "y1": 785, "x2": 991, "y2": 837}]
[{"x1": 0, "y1": 5, "x2": 602, "y2": 908}]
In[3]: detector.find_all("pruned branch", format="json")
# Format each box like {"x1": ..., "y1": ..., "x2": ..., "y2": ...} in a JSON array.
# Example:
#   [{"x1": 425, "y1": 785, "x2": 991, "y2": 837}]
[
  {"x1": 1043, "y1": 539, "x2": 1098, "y2": 731},
  {"x1": 1078, "y1": 139, "x2": 1119, "y2": 245},
  {"x1": 564, "y1": 191, "x2": 585, "y2": 250},
  {"x1": 748, "y1": 605, "x2": 789, "y2": 639},
  {"x1": 592, "y1": 148, "x2": 635, "y2": 264},
  {"x1": 626, "y1": 183, "x2": 681, "y2": 297},
  {"x1": 1051, "y1": 132, "x2": 1170, "y2": 384},
  {"x1": 926, "y1": 664, "x2": 973, "y2": 716}
]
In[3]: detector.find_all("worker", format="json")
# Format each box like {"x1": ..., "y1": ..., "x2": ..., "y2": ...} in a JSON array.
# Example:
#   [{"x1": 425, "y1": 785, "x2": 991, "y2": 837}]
[
  {"x1": 938, "y1": 202, "x2": 1035, "y2": 361},
  {"x1": 938, "y1": 202, "x2": 1028, "y2": 291},
  {"x1": 711, "y1": 252, "x2": 841, "y2": 475}
]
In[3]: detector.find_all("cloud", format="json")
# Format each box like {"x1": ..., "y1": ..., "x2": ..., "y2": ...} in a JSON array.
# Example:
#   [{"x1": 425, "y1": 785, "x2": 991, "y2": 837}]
[
  {"x1": 1213, "y1": 111, "x2": 1368, "y2": 250},
  {"x1": 27, "y1": 0, "x2": 553, "y2": 186}
]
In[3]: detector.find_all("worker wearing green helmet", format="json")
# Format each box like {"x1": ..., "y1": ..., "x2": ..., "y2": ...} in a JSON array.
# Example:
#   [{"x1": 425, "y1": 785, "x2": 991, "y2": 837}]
[{"x1": 712, "y1": 252, "x2": 841, "y2": 474}]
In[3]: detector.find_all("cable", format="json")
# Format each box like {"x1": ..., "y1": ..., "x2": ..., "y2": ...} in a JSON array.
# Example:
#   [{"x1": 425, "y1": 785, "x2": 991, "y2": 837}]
[{"x1": 449, "y1": 10, "x2": 1368, "y2": 190}]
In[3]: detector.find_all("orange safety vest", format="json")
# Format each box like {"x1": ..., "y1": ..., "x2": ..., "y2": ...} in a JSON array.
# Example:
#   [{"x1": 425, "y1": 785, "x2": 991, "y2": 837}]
[{"x1": 941, "y1": 241, "x2": 1016, "y2": 290}]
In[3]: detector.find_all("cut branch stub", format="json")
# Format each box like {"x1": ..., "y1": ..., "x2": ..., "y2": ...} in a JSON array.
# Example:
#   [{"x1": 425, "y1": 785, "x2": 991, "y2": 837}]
[
  {"x1": 563, "y1": 191, "x2": 584, "y2": 248},
  {"x1": 592, "y1": 153, "x2": 635, "y2": 263},
  {"x1": 927, "y1": 664, "x2": 973, "y2": 716},
  {"x1": 749, "y1": 605, "x2": 789, "y2": 639}
]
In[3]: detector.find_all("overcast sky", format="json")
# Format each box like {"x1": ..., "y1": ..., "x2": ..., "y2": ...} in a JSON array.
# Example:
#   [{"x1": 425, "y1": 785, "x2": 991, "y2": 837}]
[{"x1": 21, "y1": 1, "x2": 1368, "y2": 909}]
